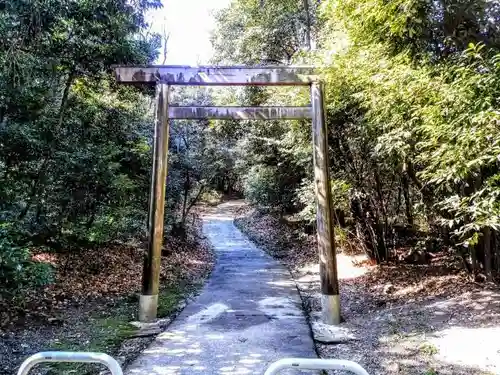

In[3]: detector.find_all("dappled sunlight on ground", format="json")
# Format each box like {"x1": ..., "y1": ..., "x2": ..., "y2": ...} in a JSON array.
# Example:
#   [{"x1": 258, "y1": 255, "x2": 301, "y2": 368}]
[
  {"x1": 200, "y1": 200, "x2": 247, "y2": 222},
  {"x1": 337, "y1": 254, "x2": 372, "y2": 280},
  {"x1": 430, "y1": 326, "x2": 500, "y2": 373},
  {"x1": 1, "y1": 217, "x2": 216, "y2": 375},
  {"x1": 295, "y1": 254, "x2": 370, "y2": 284},
  {"x1": 127, "y1": 312, "x2": 273, "y2": 375},
  {"x1": 200, "y1": 214, "x2": 234, "y2": 221},
  {"x1": 266, "y1": 280, "x2": 296, "y2": 288},
  {"x1": 235, "y1": 204, "x2": 500, "y2": 374},
  {"x1": 358, "y1": 279, "x2": 500, "y2": 374}
]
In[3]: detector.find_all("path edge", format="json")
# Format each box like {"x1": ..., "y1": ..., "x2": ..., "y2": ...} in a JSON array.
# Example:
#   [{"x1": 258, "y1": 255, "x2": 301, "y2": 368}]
[{"x1": 116, "y1": 237, "x2": 216, "y2": 373}]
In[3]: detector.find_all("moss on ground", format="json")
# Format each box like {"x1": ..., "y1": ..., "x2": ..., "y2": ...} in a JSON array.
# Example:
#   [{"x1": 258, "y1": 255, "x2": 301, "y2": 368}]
[
  {"x1": 157, "y1": 285, "x2": 184, "y2": 318},
  {"x1": 45, "y1": 283, "x2": 191, "y2": 375}
]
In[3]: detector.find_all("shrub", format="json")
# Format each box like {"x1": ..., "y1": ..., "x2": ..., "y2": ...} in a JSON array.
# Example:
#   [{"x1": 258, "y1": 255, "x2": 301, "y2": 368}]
[
  {"x1": 0, "y1": 226, "x2": 53, "y2": 294},
  {"x1": 243, "y1": 165, "x2": 282, "y2": 207}
]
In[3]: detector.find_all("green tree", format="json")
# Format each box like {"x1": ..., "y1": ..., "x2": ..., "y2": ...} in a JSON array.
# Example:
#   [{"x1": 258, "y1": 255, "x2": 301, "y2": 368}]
[
  {"x1": 211, "y1": 0, "x2": 500, "y2": 277},
  {"x1": 0, "y1": 0, "x2": 161, "y2": 291}
]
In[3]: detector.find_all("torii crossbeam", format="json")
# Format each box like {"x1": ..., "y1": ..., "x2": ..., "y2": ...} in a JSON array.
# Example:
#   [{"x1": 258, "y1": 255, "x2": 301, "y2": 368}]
[{"x1": 113, "y1": 65, "x2": 341, "y2": 326}]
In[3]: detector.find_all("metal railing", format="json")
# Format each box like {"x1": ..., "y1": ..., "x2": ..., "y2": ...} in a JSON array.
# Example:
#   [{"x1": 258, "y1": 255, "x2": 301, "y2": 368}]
[
  {"x1": 18, "y1": 352, "x2": 370, "y2": 375},
  {"x1": 17, "y1": 352, "x2": 123, "y2": 375},
  {"x1": 265, "y1": 358, "x2": 370, "y2": 375}
]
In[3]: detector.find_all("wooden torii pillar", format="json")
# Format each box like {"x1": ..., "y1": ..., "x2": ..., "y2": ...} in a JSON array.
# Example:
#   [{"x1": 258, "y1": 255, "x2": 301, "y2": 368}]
[{"x1": 113, "y1": 66, "x2": 341, "y2": 325}]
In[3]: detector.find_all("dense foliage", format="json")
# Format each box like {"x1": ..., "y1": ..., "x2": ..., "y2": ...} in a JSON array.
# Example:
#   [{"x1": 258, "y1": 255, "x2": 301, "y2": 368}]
[
  {"x1": 2, "y1": 0, "x2": 499, "y2": 292},
  {"x1": 0, "y1": 0, "x2": 222, "y2": 293},
  {"x1": 0, "y1": 0, "x2": 161, "y2": 291},
  {"x1": 211, "y1": 0, "x2": 500, "y2": 279}
]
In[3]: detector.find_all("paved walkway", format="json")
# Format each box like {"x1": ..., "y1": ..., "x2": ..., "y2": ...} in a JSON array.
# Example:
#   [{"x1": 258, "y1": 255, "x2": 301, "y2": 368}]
[{"x1": 126, "y1": 202, "x2": 317, "y2": 375}]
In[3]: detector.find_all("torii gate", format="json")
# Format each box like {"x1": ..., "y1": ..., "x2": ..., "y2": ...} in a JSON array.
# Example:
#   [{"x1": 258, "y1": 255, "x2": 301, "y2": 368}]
[{"x1": 113, "y1": 66, "x2": 341, "y2": 325}]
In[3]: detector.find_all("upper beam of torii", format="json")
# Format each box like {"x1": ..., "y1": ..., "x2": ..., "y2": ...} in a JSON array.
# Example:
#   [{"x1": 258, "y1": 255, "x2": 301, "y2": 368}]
[{"x1": 113, "y1": 65, "x2": 317, "y2": 86}]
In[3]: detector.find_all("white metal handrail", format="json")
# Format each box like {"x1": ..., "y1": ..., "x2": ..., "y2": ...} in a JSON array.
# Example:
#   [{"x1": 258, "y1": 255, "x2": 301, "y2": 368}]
[
  {"x1": 18, "y1": 352, "x2": 370, "y2": 375},
  {"x1": 17, "y1": 352, "x2": 123, "y2": 375},
  {"x1": 264, "y1": 358, "x2": 370, "y2": 375}
]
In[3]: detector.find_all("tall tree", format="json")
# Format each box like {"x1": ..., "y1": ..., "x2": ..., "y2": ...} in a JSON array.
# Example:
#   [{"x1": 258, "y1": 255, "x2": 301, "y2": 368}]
[{"x1": 211, "y1": 0, "x2": 500, "y2": 275}]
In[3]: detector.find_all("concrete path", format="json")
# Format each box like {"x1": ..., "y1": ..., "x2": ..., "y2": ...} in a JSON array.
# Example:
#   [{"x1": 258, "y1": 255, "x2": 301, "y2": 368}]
[{"x1": 126, "y1": 202, "x2": 317, "y2": 375}]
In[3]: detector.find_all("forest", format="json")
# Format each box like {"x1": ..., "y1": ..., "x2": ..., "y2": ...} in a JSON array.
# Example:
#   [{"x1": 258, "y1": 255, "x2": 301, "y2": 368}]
[
  {"x1": 0, "y1": 0, "x2": 225, "y2": 295},
  {"x1": 1, "y1": 0, "x2": 500, "y2": 310},
  {"x1": 0, "y1": 1, "x2": 219, "y2": 369},
  {"x1": 1, "y1": 0, "x2": 500, "y2": 374},
  {"x1": 210, "y1": 0, "x2": 500, "y2": 278}
]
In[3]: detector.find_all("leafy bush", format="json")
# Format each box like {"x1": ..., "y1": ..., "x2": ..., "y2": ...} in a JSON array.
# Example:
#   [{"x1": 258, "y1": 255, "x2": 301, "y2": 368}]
[
  {"x1": 201, "y1": 189, "x2": 223, "y2": 205},
  {"x1": 0, "y1": 227, "x2": 53, "y2": 292},
  {"x1": 212, "y1": 0, "x2": 500, "y2": 273},
  {"x1": 243, "y1": 165, "x2": 283, "y2": 207},
  {"x1": 295, "y1": 179, "x2": 351, "y2": 224}
]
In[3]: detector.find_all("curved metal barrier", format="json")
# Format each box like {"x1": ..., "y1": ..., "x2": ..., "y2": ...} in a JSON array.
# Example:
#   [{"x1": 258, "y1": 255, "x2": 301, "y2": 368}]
[
  {"x1": 17, "y1": 352, "x2": 370, "y2": 375},
  {"x1": 17, "y1": 352, "x2": 123, "y2": 375},
  {"x1": 264, "y1": 358, "x2": 370, "y2": 375}
]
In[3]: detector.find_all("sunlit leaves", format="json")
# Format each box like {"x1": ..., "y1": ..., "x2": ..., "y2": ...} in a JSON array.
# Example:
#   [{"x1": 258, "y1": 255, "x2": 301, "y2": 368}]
[
  {"x1": 211, "y1": 0, "x2": 500, "y2": 264},
  {"x1": 0, "y1": 0, "x2": 161, "y2": 290}
]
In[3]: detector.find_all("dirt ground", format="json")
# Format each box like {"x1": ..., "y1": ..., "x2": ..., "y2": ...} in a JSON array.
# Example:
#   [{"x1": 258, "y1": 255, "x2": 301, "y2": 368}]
[
  {"x1": 0, "y1": 219, "x2": 214, "y2": 375},
  {"x1": 235, "y1": 205, "x2": 500, "y2": 375}
]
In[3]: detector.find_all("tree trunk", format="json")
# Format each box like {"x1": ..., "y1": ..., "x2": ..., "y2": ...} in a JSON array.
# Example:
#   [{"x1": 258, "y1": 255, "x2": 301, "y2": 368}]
[
  {"x1": 484, "y1": 227, "x2": 493, "y2": 281},
  {"x1": 351, "y1": 197, "x2": 382, "y2": 263},
  {"x1": 373, "y1": 170, "x2": 389, "y2": 260},
  {"x1": 471, "y1": 246, "x2": 478, "y2": 277},
  {"x1": 396, "y1": 182, "x2": 402, "y2": 216},
  {"x1": 302, "y1": 0, "x2": 312, "y2": 50},
  {"x1": 402, "y1": 163, "x2": 413, "y2": 226},
  {"x1": 185, "y1": 184, "x2": 206, "y2": 217},
  {"x1": 494, "y1": 231, "x2": 499, "y2": 277},
  {"x1": 181, "y1": 170, "x2": 190, "y2": 227}
]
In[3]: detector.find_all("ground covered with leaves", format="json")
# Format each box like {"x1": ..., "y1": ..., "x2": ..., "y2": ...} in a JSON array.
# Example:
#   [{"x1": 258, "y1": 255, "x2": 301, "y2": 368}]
[
  {"x1": 235, "y1": 206, "x2": 500, "y2": 375},
  {"x1": 0, "y1": 220, "x2": 214, "y2": 375}
]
